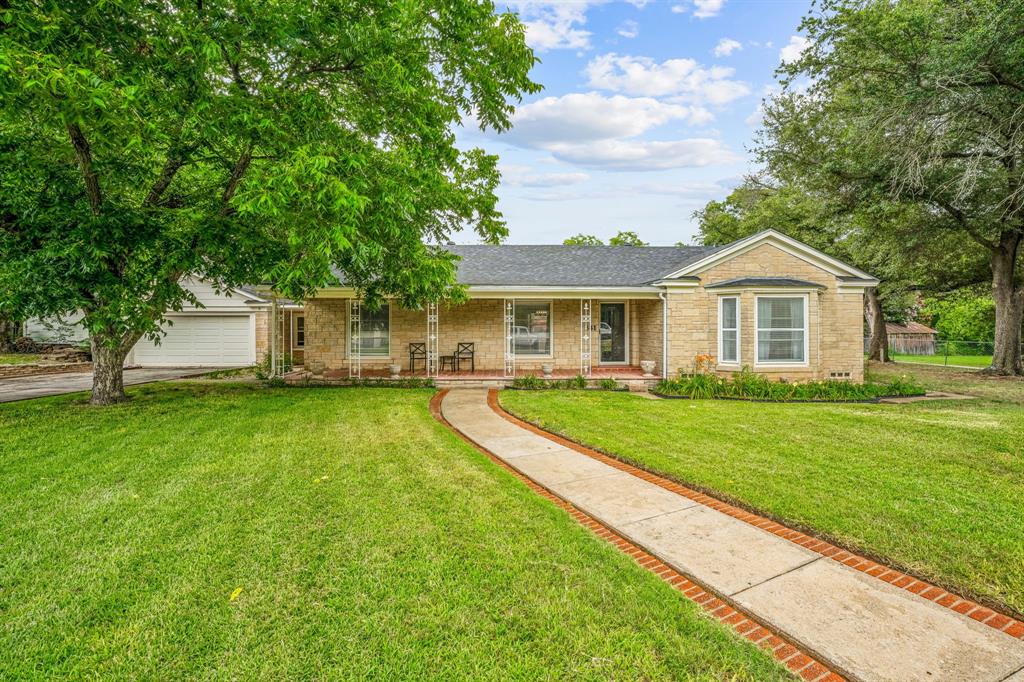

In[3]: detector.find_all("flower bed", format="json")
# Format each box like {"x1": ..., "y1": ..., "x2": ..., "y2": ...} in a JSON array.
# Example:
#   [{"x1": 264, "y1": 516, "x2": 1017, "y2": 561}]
[
  {"x1": 509, "y1": 375, "x2": 628, "y2": 391},
  {"x1": 653, "y1": 368, "x2": 924, "y2": 403}
]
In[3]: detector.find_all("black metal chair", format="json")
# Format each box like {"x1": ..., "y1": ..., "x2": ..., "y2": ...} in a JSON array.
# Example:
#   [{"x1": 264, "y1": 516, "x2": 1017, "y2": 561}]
[
  {"x1": 454, "y1": 342, "x2": 475, "y2": 373},
  {"x1": 408, "y1": 342, "x2": 427, "y2": 373}
]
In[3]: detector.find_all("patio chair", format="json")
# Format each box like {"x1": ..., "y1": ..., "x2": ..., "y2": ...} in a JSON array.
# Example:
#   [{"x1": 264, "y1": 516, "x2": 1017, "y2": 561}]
[
  {"x1": 454, "y1": 342, "x2": 475, "y2": 373},
  {"x1": 408, "y1": 342, "x2": 427, "y2": 373}
]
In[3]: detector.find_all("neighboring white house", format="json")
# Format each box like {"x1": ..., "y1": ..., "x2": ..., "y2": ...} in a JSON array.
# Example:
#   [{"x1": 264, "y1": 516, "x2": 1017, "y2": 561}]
[{"x1": 25, "y1": 279, "x2": 274, "y2": 368}]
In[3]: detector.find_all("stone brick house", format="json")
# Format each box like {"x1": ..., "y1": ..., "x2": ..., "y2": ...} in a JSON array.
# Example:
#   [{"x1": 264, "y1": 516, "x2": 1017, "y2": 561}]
[{"x1": 264, "y1": 230, "x2": 877, "y2": 382}]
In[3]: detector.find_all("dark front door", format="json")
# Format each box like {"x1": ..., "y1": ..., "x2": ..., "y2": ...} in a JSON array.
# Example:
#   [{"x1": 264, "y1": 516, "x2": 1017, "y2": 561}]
[{"x1": 600, "y1": 302, "x2": 627, "y2": 363}]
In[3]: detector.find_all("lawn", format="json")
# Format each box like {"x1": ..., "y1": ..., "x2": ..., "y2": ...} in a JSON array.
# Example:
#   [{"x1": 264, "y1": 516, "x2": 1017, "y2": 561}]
[
  {"x1": 0, "y1": 383, "x2": 787, "y2": 680},
  {"x1": 891, "y1": 353, "x2": 992, "y2": 368},
  {"x1": 500, "y1": 368, "x2": 1024, "y2": 616},
  {"x1": 0, "y1": 353, "x2": 40, "y2": 365}
]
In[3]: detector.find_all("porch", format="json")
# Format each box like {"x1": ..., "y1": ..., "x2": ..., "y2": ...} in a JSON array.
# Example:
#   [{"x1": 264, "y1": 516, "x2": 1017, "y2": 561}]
[{"x1": 267, "y1": 295, "x2": 666, "y2": 381}]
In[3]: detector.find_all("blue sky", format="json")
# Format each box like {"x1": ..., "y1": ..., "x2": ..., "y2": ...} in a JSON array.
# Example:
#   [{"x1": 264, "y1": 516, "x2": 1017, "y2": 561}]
[{"x1": 455, "y1": 0, "x2": 812, "y2": 245}]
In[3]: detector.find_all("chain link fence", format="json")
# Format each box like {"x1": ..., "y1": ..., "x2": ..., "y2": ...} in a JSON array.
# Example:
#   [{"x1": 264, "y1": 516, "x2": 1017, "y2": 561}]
[{"x1": 865, "y1": 337, "x2": 1024, "y2": 369}]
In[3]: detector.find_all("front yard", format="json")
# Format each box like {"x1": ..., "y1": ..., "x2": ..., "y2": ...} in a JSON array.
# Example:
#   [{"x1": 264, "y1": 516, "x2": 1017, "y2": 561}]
[
  {"x1": 501, "y1": 364, "x2": 1024, "y2": 617},
  {"x1": 0, "y1": 383, "x2": 786, "y2": 680}
]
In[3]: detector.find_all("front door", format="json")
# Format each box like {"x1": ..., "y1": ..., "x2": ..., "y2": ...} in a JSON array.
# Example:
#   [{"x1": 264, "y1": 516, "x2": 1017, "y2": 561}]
[{"x1": 599, "y1": 302, "x2": 627, "y2": 364}]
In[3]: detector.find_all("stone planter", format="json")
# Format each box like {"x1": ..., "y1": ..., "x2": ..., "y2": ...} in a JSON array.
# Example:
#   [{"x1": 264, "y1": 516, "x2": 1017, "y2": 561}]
[
  {"x1": 308, "y1": 360, "x2": 326, "y2": 376},
  {"x1": 541, "y1": 364, "x2": 554, "y2": 377},
  {"x1": 388, "y1": 363, "x2": 402, "y2": 379},
  {"x1": 640, "y1": 360, "x2": 656, "y2": 377}
]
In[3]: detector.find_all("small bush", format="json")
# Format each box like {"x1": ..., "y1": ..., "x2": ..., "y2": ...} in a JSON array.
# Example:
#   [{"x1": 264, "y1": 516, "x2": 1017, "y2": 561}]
[
  {"x1": 511, "y1": 374, "x2": 547, "y2": 390},
  {"x1": 655, "y1": 366, "x2": 924, "y2": 402},
  {"x1": 599, "y1": 378, "x2": 619, "y2": 390}
]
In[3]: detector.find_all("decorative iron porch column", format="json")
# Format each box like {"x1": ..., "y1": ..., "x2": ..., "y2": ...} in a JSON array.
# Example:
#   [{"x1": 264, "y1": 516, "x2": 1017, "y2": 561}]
[
  {"x1": 580, "y1": 298, "x2": 592, "y2": 377},
  {"x1": 503, "y1": 298, "x2": 515, "y2": 378},
  {"x1": 269, "y1": 297, "x2": 279, "y2": 378},
  {"x1": 426, "y1": 301, "x2": 438, "y2": 377},
  {"x1": 348, "y1": 299, "x2": 361, "y2": 379}
]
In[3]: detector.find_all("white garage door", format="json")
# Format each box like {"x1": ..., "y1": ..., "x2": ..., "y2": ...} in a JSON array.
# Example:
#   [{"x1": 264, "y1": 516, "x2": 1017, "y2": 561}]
[{"x1": 131, "y1": 315, "x2": 254, "y2": 367}]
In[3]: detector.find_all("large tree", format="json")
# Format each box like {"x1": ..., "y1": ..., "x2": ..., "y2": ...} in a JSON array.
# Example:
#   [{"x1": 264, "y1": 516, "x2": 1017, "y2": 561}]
[
  {"x1": 764, "y1": 0, "x2": 1024, "y2": 374},
  {"x1": 0, "y1": 0, "x2": 539, "y2": 403}
]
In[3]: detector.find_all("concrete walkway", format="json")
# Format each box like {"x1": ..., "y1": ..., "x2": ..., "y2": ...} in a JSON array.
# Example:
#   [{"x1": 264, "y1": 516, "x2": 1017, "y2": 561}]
[
  {"x1": 441, "y1": 388, "x2": 1024, "y2": 682},
  {"x1": 0, "y1": 368, "x2": 214, "y2": 403}
]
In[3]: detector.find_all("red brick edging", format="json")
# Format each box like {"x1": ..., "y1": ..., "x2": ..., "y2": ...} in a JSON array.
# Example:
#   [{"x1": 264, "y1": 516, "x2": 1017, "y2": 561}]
[
  {"x1": 487, "y1": 389, "x2": 1024, "y2": 642},
  {"x1": 430, "y1": 389, "x2": 844, "y2": 682}
]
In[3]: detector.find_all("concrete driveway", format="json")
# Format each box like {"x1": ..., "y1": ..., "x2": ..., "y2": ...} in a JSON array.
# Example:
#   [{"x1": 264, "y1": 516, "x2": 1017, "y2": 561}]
[{"x1": 0, "y1": 368, "x2": 215, "y2": 403}]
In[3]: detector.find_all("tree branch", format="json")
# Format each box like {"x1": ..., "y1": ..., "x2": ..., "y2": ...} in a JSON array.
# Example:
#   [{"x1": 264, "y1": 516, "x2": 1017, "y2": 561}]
[
  {"x1": 67, "y1": 123, "x2": 102, "y2": 214},
  {"x1": 219, "y1": 142, "x2": 253, "y2": 215}
]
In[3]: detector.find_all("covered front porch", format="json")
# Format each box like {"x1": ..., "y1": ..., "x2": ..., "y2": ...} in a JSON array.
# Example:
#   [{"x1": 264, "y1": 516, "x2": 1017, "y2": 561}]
[{"x1": 268, "y1": 292, "x2": 666, "y2": 382}]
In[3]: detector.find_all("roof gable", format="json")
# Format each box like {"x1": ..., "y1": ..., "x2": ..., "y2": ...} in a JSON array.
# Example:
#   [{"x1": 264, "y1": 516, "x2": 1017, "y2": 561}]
[{"x1": 660, "y1": 230, "x2": 877, "y2": 283}]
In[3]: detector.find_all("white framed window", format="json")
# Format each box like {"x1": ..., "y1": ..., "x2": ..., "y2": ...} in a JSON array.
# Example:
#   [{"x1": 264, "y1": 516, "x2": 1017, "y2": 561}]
[
  {"x1": 755, "y1": 295, "x2": 808, "y2": 365},
  {"x1": 718, "y1": 296, "x2": 739, "y2": 365},
  {"x1": 292, "y1": 314, "x2": 305, "y2": 350},
  {"x1": 512, "y1": 300, "x2": 552, "y2": 356},
  {"x1": 357, "y1": 303, "x2": 390, "y2": 357}
]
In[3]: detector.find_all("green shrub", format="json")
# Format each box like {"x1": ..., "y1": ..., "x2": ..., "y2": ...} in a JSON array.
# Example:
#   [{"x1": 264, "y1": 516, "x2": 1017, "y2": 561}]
[
  {"x1": 567, "y1": 374, "x2": 588, "y2": 390},
  {"x1": 654, "y1": 366, "x2": 924, "y2": 402},
  {"x1": 511, "y1": 374, "x2": 547, "y2": 390},
  {"x1": 599, "y1": 378, "x2": 619, "y2": 390}
]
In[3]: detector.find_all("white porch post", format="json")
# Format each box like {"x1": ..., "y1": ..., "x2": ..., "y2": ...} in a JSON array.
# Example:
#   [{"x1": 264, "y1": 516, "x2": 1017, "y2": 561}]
[
  {"x1": 503, "y1": 298, "x2": 515, "y2": 378},
  {"x1": 580, "y1": 298, "x2": 592, "y2": 377},
  {"x1": 269, "y1": 297, "x2": 279, "y2": 378},
  {"x1": 348, "y1": 299, "x2": 361, "y2": 379},
  {"x1": 426, "y1": 301, "x2": 438, "y2": 377}
]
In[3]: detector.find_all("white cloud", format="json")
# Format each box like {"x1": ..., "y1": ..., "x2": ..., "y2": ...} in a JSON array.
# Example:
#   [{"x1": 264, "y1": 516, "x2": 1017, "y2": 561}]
[
  {"x1": 670, "y1": 4, "x2": 687, "y2": 13},
  {"x1": 616, "y1": 19, "x2": 639, "y2": 39},
  {"x1": 508, "y1": 2, "x2": 594, "y2": 52},
  {"x1": 493, "y1": 92, "x2": 739, "y2": 171},
  {"x1": 585, "y1": 53, "x2": 750, "y2": 104},
  {"x1": 625, "y1": 0, "x2": 651, "y2": 7},
  {"x1": 713, "y1": 38, "x2": 742, "y2": 57},
  {"x1": 692, "y1": 0, "x2": 726, "y2": 18},
  {"x1": 544, "y1": 138, "x2": 739, "y2": 171},
  {"x1": 505, "y1": 93, "x2": 711, "y2": 145},
  {"x1": 500, "y1": 164, "x2": 590, "y2": 188},
  {"x1": 779, "y1": 35, "x2": 810, "y2": 64}
]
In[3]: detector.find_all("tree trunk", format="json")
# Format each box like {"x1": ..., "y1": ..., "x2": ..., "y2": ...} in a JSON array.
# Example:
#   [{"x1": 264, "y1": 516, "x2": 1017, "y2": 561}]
[
  {"x1": 864, "y1": 287, "x2": 890, "y2": 362},
  {"x1": 987, "y1": 234, "x2": 1024, "y2": 375},
  {"x1": 0, "y1": 316, "x2": 17, "y2": 352},
  {"x1": 90, "y1": 333, "x2": 133, "y2": 405}
]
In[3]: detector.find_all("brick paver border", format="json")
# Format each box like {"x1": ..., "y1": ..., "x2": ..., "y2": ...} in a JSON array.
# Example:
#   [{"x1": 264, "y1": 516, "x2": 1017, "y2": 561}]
[
  {"x1": 486, "y1": 389, "x2": 1024, "y2": 642},
  {"x1": 430, "y1": 389, "x2": 844, "y2": 682}
]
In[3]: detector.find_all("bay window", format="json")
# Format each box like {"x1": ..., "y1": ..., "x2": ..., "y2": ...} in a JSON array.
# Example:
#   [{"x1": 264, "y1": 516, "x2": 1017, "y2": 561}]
[{"x1": 756, "y1": 296, "x2": 807, "y2": 364}]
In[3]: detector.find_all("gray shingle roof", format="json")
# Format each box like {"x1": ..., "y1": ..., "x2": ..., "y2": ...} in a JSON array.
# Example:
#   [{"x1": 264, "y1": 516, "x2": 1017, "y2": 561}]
[
  {"x1": 438, "y1": 244, "x2": 723, "y2": 287},
  {"x1": 704, "y1": 277, "x2": 825, "y2": 289}
]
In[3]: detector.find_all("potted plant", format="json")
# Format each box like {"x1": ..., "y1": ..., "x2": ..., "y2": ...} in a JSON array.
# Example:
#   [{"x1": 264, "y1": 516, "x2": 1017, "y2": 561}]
[
  {"x1": 541, "y1": 363, "x2": 554, "y2": 377},
  {"x1": 640, "y1": 360, "x2": 656, "y2": 377},
  {"x1": 388, "y1": 363, "x2": 402, "y2": 378}
]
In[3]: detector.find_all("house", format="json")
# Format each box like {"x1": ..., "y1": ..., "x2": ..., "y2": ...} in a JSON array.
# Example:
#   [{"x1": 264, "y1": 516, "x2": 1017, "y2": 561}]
[
  {"x1": 884, "y1": 321, "x2": 938, "y2": 356},
  {"x1": 265, "y1": 229, "x2": 877, "y2": 382},
  {"x1": 25, "y1": 230, "x2": 876, "y2": 379}
]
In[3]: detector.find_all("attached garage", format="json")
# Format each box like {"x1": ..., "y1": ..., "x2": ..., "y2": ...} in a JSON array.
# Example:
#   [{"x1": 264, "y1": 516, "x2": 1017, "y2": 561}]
[{"x1": 130, "y1": 314, "x2": 256, "y2": 367}]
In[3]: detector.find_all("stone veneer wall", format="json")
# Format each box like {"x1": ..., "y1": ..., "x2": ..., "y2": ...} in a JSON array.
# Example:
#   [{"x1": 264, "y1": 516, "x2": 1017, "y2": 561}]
[
  {"x1": 665, "y1": 242, "x2": 865, "y2": 381},
  {"x1": 302, "y1": 297, "x2": 665, "y2": 374}
]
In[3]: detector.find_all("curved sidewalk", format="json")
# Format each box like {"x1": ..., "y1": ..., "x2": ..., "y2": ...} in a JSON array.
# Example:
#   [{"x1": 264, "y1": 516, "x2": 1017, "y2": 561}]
[{"x1": 439, "y1": 388, "x2": 1024, "y2": 682}]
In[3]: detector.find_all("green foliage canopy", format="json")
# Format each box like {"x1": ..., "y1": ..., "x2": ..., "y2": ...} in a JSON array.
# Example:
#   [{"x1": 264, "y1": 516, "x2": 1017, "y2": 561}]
[{"x1": 0, "y1": 0, "x2": 539, "y2": 345}]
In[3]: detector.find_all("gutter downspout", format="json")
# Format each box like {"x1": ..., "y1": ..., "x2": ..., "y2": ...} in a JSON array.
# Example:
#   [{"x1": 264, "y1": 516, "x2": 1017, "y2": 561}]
[{"x1": 659, "y1": 291, "x2": 668, "y2": 379}]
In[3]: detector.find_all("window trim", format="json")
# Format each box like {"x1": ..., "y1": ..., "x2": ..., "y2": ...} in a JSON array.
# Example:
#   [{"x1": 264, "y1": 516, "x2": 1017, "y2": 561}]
[
  {"x1": 717, "y1": 295, "x2": 740, "y2": 366},
  {"x1": 512, "y1": 299, "x2": 554, "y2": 359},
  {"x1": 348, "y1": 300, "x2": 392, "y2": 359},
  {"x1": 754, "y1": 294, "x2": 809, "y2": 367}
]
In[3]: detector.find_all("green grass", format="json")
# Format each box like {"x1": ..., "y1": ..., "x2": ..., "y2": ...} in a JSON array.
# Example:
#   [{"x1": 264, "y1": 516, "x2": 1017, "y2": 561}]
[
  {"x1": 0, "y1": 383, "x2": 787, "y2": 680},
  {"x1": 500, "y1": 374, "x2": 1024, "y2": 616},
  {"x1": 0, "y1": 353, "x2": 40, "y2": 365},
  {"x1": 868, "y1": 361, "x2": 1024, "y2": 404},
  {"x1": 891, "y1": 353, "x2": 993, "y2": 368}
]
